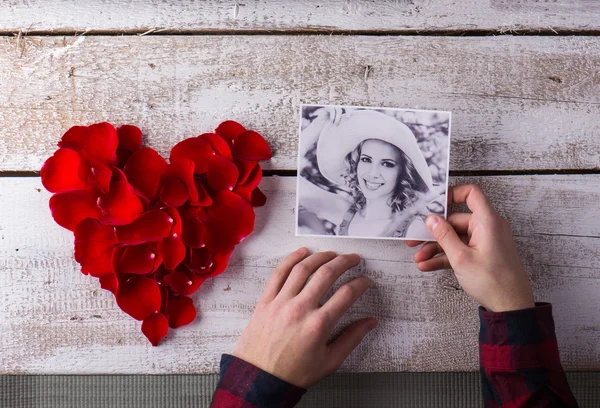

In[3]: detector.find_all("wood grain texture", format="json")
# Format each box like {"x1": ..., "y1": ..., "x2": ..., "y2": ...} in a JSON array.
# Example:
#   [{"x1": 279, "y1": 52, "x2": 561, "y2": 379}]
[
  {"x1": 0, "y1": 35, "x2": 599, "y2": 172},
  {"x1": 1, "y1": 175, "x2": 599, "y2": 374},
  {"x1": 2, "y1": 0, "x2": 599, "y2": 34}
]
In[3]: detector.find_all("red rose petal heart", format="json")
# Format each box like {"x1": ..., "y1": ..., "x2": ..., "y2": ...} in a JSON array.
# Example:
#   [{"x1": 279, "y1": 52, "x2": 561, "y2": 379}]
[{"x1": 43, "y1": 121, "x2": 270, "y2": 346}]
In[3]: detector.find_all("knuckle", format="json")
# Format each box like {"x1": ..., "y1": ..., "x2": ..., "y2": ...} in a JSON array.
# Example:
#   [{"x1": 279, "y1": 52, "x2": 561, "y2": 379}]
[
  {"x1": 318, "y1": 265, "x2": 336, "y2": 279},
  {"x1": 453, "y1": 249, "x2": 471, "y2": 266},
  {"x1": 434, "y1": 224, "x2": 451, "y2": 241},
  {"x1": 282, "y1": 304, "x2": 303, "y2": 324},
  {"x1": 292, "y1": 263, "x2": 310, "y2": 277},
  {"x1": 308, "y1": 314, "x2": 329, "y2": 334},
  {"x1": 338, "y1": 284, "x2": 358, "y2": 300}
]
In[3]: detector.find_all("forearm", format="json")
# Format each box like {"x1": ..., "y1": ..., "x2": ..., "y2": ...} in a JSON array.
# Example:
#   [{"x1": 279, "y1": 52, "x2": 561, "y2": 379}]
[{"x1": 479, "y1": 303, "x2": 578, "y2": 407}]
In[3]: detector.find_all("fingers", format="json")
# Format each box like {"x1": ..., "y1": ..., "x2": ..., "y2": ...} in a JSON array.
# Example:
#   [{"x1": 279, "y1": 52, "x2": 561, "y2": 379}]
[
  {"x1": 301, "y1": 254, "x2": 361, "y2": 302},
  {"x1": 260, "y1": 248, "x2": 310, "y2": 303},
  {"x1": 414, "y1": 234, "x2": 469, "y2": 263},
  {"x1": 447, "y1": 212, "x2": 471, "y2": 233},
  {"x1": 417, "y1": 254, "x2": 452, "y2": 271},
  {"x1": 278, "y1": 251, "x2": 337, "y2": 299},
  {"x1": 426, "y1": 215, "x2": 470, "y2": 265},
  {"x1": 405, "y1": 240, "x2": 424, "y2": 248},
  {"x1": 449, "y1": 185, "x2": 497, "y2": 218},
  {"x1": 326, "y1": 317, "x2": 377, "y2": 372},
  {"x1": 319, "y1": 276, "x2": 371, "y2": 323},
  {"x1": 414, "y1": 242, "x2": 442, "y2": 263}
]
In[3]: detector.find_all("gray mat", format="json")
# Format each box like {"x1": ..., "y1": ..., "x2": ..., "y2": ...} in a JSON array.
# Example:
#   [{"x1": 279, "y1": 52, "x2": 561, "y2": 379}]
[{"x1": 1, "y1": 372, "x2": 598, "y2": 407}]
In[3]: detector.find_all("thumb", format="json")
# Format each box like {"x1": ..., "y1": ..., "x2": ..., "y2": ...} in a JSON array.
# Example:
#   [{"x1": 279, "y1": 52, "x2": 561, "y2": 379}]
[
  {"x1": 326, "y1": 317, "x2": 377, "y2": 373},
  {"x1": 426, "y1": 215, "x2": 469, "y2": 262}
]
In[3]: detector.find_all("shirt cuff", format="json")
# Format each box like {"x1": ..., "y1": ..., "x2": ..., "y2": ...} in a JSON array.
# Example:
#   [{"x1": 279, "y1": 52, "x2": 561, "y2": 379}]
[
  {"x1": 212, "y1": 354, "x2": 306, "y2": 408},
  {"x1": 479, "y1": 302, "x2": 562, "y2": 371}
]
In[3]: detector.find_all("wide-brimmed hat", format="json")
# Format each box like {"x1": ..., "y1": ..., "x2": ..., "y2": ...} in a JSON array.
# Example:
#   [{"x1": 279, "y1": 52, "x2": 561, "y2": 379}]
[{"x1": 316, "y1": 110, "x2": 433, "y2": 189}]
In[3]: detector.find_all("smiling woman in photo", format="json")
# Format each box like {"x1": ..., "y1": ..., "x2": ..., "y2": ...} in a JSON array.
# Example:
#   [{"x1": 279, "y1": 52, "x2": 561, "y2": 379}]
[{"x1": 297, "y1": 107, "x2": 446, "y2": 240}]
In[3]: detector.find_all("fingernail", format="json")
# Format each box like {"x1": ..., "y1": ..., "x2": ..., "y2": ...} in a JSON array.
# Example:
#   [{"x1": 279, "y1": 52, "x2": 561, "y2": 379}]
[
  {"x1": 426, "y1": 215, "x2": 440, "y2": 232},
  {"x1": 296, "y1": 247, "x2": 308, "y2": 255}
]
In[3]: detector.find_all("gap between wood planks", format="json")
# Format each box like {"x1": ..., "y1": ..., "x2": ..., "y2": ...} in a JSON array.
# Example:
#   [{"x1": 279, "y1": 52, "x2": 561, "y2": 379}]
[
  {"x1": 4, "y1": 169, "x2": 600, "y2": 178},
  {"x1": 2, "y1": 28, "x2": 600, "y2": 37}
]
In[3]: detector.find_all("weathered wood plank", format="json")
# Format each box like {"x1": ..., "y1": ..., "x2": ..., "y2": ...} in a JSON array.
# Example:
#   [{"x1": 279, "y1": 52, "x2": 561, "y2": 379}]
[
  {"x1": 2, "y1": 0, "x2": 599, "y2": 34},
  {"x1": 0, "y1": 35, "x2": 599, "y2": 172},
  {"x1": 1, "y1": 175, "x2": 599, "y2": 374}
]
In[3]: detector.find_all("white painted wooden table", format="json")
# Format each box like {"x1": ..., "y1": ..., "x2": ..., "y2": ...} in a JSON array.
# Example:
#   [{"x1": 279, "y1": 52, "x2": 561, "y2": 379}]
[{"x1": 1, "y1": 1, "x2": 599, "y2": 374}]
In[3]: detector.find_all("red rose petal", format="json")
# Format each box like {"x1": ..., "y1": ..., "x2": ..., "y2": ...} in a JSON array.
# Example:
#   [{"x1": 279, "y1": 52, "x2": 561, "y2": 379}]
[
  {"x1": 142, "y1": 312, "x2": 169, "y2": 346},
  {"x1": 164, "y1": 268, "x2": 206, "y2": 296},
  {"x1": 180, "y1": 206, "x2": 206, "y2": 248},
  {"x1": 40, "y1": 148, "x2": 89, "y2": 193},
  {"x1": 166, "y1": 295, "x2": 197, "y2": 328},
  {"x1": 112, "y1": 244, "x2": 161, "y2": 275},
  {"x1": 159, "y1": 235, "x2": 186, "y2": 270},
  {"x1": 115, "y1": 209, "x2": 174, "y2": 245},
  {"x1": 58, "y1": 126, "x2": 87, "y2": 151},
  {"x1": 233, "y1": 165, "x2": 262, "y2": 203},
  {"x1": 234, "y1": 157, "x2": 258, "y2": 185},
  {"x1": 159, "y1": 285, "x2": 169, "y2": 313},
  {"x1": 49, "y1": 189, "x2": 102, "y2": 231},
  {"x1": 164, "y1": 159, "x2": 199, "y2": 203},
  {"x1": 206, "y1": 155, "x2": 239, "y2": 191},
  {"x1": 74, "y1": 218, "x2": 118, "y2": 277},
  {"x1": 61, "y1": 123, "x2": 119, "y2": 165},
  {"x1": 190, "y1": 179, "x2": 213, "y2": 207},
  {"x1": 82, "y1": 156, "x2": 113, "y2": 194},
  {"x1": 116, "y1": 125, "x2": 143, "y2": 153},
  {"x1": 116, "y1": 276, "x2": 161, "y2": 321},
  {"x1": 232, "y1": 130, "x2": 272, "y2": 161},
  {"x1": 124, "y1": 147, "x2": 168, "y2": 200},
  {"x1": 187, "y1": 247, "x2": 213, "y2": 274},
  {"x1": 99, "y1": 273, "x2": 119, "y2": 294},
  {"x1": 199, "y1": 133, "x2": 233, "y2": 160},
  {"x1": 251, "y1": 187, "x2": 267, "y2": 207},
  {"x1": 116, "y1": 125, "x2": 143, "y2": 168},
  {"x1": 98, "y1": 168, "x2": 144, "y2": 225},
  {"x1": 169, "y1": 138, "x2": 214, "y2": 174},
  {"x1": 154, "y1": 266, "x2": 169, "y2": 287},
  {"x1": 208, "y1": 248, "x2": 234, "y2": 278},
  {"x1": 160, "y1": 177, "x2": 189, "y2": 207},
  {"x1": 204, "y1": 191, "x2": 254, "y2": 253},
  {"x1": 215, "y1": 120, "x2": 246, "y2": 142}
]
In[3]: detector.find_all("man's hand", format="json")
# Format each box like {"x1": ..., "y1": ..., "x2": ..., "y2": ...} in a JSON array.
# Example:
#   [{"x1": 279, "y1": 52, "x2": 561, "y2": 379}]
[
  {"x1": 233, "y1": 248, "x2": 377, "y2": 388},
  {"x1": 407, "y1": 184, "x2": 535, "y2": 312}
]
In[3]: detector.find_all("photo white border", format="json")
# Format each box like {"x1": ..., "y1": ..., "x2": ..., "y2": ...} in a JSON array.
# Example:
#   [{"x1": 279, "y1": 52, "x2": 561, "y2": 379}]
[{"x1": 295, "y1": 103, "x2": 452, "y2": 242}]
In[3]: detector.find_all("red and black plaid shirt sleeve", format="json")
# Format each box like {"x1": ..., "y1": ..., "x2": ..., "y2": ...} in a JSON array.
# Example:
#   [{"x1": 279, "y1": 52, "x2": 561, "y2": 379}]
[
  {"x1": 479, "y1": 303, "x2": 579, "y2": 408},
  {"x1": 210, "y1": 354, "x2": 306, "y2": 408}
]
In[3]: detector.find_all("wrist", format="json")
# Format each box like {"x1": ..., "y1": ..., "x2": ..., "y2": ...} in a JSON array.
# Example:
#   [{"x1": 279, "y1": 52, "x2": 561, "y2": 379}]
[{"x1": 484, "y1": 298, "x2": 535, "y2": 313}]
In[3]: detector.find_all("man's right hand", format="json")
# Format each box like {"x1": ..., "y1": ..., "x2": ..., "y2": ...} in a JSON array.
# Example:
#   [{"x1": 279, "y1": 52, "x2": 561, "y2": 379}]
[{"x1": 407, "y1": 184, "x2": 535, "y2": 313}]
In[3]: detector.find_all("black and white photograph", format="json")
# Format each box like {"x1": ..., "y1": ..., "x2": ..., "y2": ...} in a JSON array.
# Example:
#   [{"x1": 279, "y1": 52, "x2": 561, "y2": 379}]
[{"x1": 296, "y1": 104, "x2": 451, "y2": 241}]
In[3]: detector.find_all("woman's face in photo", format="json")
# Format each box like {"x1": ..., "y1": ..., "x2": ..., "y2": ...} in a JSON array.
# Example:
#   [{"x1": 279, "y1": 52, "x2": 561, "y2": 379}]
[{"x1": 356, "y1": 139, "x2": 402, "y2": 201}]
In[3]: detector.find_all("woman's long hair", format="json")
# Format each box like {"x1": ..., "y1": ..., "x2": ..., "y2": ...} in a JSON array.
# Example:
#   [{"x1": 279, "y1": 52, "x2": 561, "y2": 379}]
[{"x1": 342, "y1": 139, "x2": 430, "y2": 213}]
